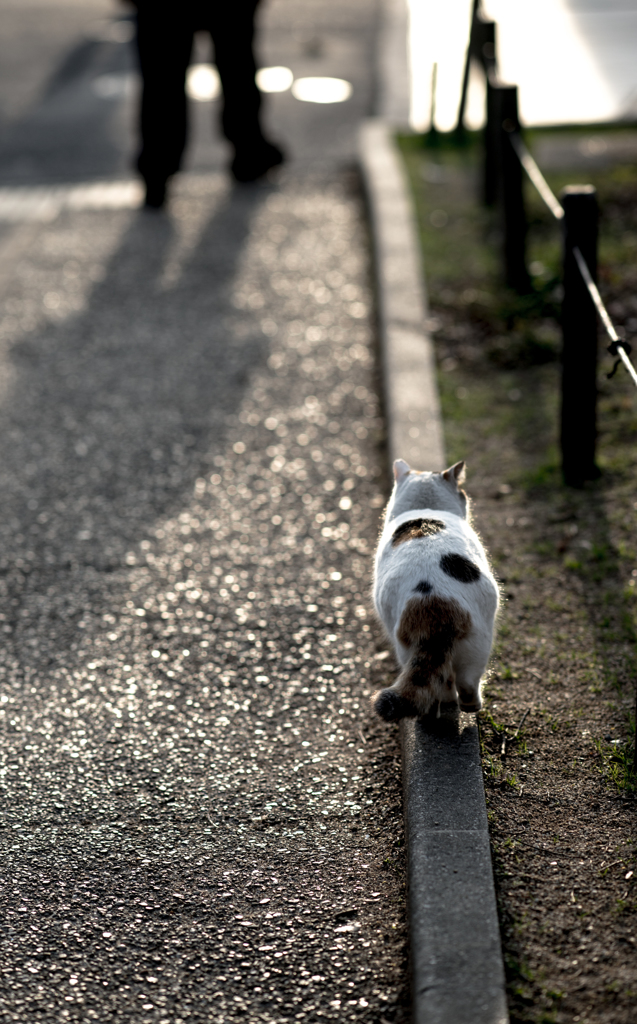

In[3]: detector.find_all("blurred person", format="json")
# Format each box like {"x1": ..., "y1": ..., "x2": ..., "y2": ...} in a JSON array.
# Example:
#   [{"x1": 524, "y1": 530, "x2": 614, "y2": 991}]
[{"x1": 127, "y1": 0, "x2": 284, "y2": 207}]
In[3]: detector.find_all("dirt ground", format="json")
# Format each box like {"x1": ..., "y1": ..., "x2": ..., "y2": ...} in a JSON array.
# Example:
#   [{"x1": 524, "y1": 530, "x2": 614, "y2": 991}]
[{"x1": 400, "y1": 129, "x2": 637, "y2": 1024}]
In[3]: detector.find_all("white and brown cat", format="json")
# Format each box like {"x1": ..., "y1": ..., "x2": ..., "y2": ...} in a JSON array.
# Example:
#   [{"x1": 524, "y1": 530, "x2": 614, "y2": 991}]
[{"x1": 372, "y1": 459, "x2": 499, "y2": 720}]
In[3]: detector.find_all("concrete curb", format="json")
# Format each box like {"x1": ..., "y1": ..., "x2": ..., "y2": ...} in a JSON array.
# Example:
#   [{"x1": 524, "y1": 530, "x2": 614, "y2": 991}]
[{"x1": 359, "y1": 119, "x2": 509, "y2": 1024}]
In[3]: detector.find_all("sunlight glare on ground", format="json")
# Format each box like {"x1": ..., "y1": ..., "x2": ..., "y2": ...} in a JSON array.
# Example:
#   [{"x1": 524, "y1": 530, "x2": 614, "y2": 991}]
[
  {"x1": 408, "y1": 0, "x2": 620, "y2": 131},
  {"x1": 256, "y1": 66, "x2": 294, "y2": 93},
  {"x1": 92, "y1": 73, "x2": 135, "y2": 100},
  {"x1": 465, "y1": 60, "x2": 486, "y2": 130},
  {"x1": 86, "y1": 18, "x2": 136, "y2": 44},
  {"x1": 483, "y1": 0, "x2": 616, "y2": 125},
  {"x1": 408, "y1": 0, "x2": 472, "y2": 131},
  {"x1": 186, "y1": 64, "x2": 221, "y2": 102},
  {"x1": 291, "y1": 77, "x2": 353, "y2": 104}
]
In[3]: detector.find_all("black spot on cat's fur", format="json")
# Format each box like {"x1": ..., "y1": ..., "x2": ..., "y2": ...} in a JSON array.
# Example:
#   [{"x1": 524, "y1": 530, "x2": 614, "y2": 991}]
[
  {"x1": 440, "y1": 553, "x2": 481, "y2": 583},
  {"x1": 373, "y1": 689, "x2": 417, "y2": 722},
  {"x1": 392, "y1": 518, "x2": 446, "y2": 547},
  {"x1": 414, "y1": 580, "x2": 432, "y2": 594}
]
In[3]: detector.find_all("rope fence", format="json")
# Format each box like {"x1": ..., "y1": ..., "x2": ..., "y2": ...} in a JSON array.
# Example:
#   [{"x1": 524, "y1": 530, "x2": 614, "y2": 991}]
[
  {"x1": 509, "y1": 130, "x2": 637, "y2": 386},
  {"x1": 456, "y1": 5, "x2": 637, "y2": 770},
  {"x1": 571, "y1": 247, "x2": 637, "y2": 386},
  {"x1": 507, "y1": 132, "x2": 564, "y2": 222},
  {"x1": 458, "y1": 3, "x2": 637, "y2": 485}
]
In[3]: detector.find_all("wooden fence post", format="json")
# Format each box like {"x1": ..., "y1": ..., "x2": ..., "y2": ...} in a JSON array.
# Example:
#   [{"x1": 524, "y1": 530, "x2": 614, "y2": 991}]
[
  {"x1": 481, "y1": 24, "x2": 499, "y2": 204},
  {"x1": 457, "y1": 5, "x2": 496, "y2": 136},
  {"x1": 456, "y1": 0, "x2": 481, "y2": 135},
  {"x1": 561, "y1": 186, "x2": 600, "y2": 486},
  {"x1": 479, "y1": 19, "x2": 497, "y2": 80},
  {"x1": 500, "y1": 87, "x2": 528, "y2": 291}
]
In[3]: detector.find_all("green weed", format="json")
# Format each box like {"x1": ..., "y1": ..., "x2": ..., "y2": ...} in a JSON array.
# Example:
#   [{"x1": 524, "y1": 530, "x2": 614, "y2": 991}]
[{"x1": 595, "y1": 729, "x2": 636, "y2": 795}]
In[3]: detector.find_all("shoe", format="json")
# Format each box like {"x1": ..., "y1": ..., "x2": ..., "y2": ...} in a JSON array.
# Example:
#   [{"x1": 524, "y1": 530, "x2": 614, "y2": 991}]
[
  {"x1": 231, "y1": 141, "x2": 284, "y2": 183},
  {"x1": 144, "y1": 179, "x2": 167, "y2": 209}
]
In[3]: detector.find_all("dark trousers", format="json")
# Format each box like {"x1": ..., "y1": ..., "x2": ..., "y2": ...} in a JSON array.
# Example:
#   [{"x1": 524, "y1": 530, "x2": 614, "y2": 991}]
[{"x1": 135, "y1": 1, "x2": 263, "y2": 184}]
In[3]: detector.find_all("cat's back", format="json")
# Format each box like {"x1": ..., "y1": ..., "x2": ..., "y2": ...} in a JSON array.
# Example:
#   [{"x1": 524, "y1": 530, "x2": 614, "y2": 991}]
[
  {"x1": 374, "y1": 507, "x2": 497, "y2": 619},
  {"x1": 376, "y1": 507, "x2": 477, "y2": 570}
]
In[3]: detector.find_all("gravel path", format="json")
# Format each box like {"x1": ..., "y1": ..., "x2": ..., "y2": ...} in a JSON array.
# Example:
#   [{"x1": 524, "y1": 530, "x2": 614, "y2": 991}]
[
  {"x1": 0, "y1": 1, "x2": 412, "y2": 1020},
  {"x1": 0, "y1": 167, "x2": 409, "y2": 1022}
]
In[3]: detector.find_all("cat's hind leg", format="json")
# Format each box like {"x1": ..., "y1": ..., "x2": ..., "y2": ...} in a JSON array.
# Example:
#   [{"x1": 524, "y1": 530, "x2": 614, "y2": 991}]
[
  {"x1": 455, "y1": 673, "x2": 483, "y2": 712},
  {"x1": 410, "y1": 668, "x2": 456, "y2": 717},
  {"x1": 371, "y1": 687, "x2": 417, "y2": 722},
  {"x1": 457, "y1": 686, "x2": 482, "y2": 713},
  {"x1": 440, "y1": 671, "x2": 458, "y2": 705},
  {"x1": 372, "y1": 671, "x2": 454, "y2": 721},
  {"x1": 454, "y1": 636, "x2": 491, "y2": 712},
  {"x1": 372, "y1": 663, "x2": 440, "y2": 721}
]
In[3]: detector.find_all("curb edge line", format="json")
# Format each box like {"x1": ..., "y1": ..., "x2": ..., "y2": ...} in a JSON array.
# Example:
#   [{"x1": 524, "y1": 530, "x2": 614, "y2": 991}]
[{"x1": 358, "y1": 117, "x2": 510, "y2": 1024}]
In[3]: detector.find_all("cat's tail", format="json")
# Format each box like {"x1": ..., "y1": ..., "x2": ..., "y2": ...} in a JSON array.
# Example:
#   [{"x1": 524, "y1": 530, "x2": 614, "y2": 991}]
[
  {"x1": 397, "y1": 594, "x2": 472, "y2": 682},
  {"x1": 373, "y1": 595, "x2": 471, "y2": 721}
]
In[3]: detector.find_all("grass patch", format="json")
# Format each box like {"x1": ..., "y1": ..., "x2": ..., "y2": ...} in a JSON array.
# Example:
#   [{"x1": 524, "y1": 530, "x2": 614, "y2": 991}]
[{"x1": 399, "y1": 126, "x2": 637, "y2": 1023}]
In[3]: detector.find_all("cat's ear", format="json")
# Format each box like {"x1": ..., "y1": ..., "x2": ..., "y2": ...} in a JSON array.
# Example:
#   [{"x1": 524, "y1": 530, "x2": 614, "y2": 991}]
[
  {"x1": 442, "y1": 461, "x2": 466, "y2": 486},
  {"x1": 393, "y1": 459, "x2": 411, "y2": 482}
]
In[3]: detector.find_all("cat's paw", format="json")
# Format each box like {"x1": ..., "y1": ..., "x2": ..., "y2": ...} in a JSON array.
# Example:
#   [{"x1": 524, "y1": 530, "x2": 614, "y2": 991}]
[
  {"x1": 458, "y1": 696, "x2": 482, "y2": 713},
  {"x1": 457, "y1": 686, "x2": 482, "y2": 713},
  {"x1": 372, "y1": 689, "x2": 417, "y2": 722}
]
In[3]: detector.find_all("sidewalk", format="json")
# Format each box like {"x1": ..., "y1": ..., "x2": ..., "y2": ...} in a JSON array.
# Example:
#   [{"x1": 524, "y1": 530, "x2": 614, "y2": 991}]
[
  {"x1": 0, "y1": 2, "x2": 411, "y2": 1020},
  {"x1": 0, "y1": 169, "x2": 409, "y2": 1024}
]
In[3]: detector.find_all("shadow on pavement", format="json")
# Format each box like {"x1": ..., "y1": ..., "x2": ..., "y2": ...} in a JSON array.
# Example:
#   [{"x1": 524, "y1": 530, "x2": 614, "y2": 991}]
[
  {"x1": 0, "y1": 34, "x2": 136, "y2": 185},
  {"x1": 0, "y1": 180, "x2": 272, "y2": 576}
]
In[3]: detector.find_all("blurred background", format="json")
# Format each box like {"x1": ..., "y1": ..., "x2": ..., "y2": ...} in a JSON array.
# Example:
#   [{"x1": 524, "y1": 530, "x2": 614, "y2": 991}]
[
  {"x1": 0, "y1": 0, "x2": 376, "y2": 187},
  {"x1": 0, "y1": 0, "x2": 635, "y2": 190},
  {"x1": 409, "y1": 0, "x2": 637, "y2": 132}
]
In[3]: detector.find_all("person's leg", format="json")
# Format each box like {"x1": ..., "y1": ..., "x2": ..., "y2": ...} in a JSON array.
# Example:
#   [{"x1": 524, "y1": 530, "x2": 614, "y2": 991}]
[
  {"x1": 209, "y1": 1, "x2": 284, "y2": 181},
  {"x1": 136, "y1": 8, "x2": 194, "y2": 206}
]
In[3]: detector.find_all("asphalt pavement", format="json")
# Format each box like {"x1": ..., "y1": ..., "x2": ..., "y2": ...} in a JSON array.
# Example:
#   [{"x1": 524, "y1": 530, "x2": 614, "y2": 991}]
[{"x1": 0, "y1": 2, "x2": 409, "y2": 1022}]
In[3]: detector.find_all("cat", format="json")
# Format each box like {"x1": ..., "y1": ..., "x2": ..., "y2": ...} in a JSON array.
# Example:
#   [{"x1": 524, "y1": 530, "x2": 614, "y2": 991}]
[{"x1": 372, "y1": 458, "x2": 499, "y2": 721}]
